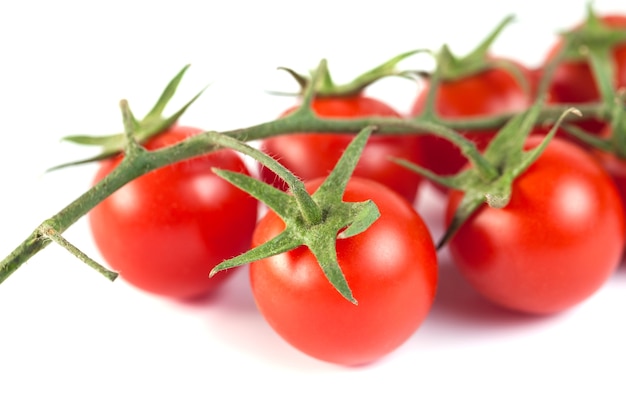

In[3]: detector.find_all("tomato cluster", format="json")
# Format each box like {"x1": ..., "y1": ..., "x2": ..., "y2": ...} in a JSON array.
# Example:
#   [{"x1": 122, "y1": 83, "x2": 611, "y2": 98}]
[{"x1": 86, "y1": 10, "x2": 626, "y2": 366}]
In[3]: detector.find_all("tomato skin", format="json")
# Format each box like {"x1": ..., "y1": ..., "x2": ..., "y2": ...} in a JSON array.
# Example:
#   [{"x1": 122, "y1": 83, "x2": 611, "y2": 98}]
[
  {"x1": 446, "y1": 136, "x2": 625, "y2": 314},
  {"x1": 410, "y1": 62, "x2": 532, "y2": 186},
  {"x1": 249, "y1": 177, "x2": 437, "y2": 366},
  {"x1": 591, "y1": 147, "x2": 626, "y2": 211},
  {"x1": 543, "y1": 14, "x2": 626, "y2": 135},
  {"x1": 89, "y1": 126, "x2": 258, "y2": 299},
  {"x1": 259, "y1": 95, "x2": 423, "y2": 203}
]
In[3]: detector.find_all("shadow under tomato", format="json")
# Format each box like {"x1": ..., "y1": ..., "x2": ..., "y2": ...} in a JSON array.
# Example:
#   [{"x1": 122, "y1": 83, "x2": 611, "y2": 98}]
[
  {"x1": 182, "y1": 265, "x2": 343, "y2": 370},
  {"x1": 415, "y1": 249, "x2": 562, "y2": 345},
  {"x1": 617, "y1": 255, "x2": 626, "y2": 275},
  {"x1": 176, "y1": 266, "x2": 259, "y2": 312}
]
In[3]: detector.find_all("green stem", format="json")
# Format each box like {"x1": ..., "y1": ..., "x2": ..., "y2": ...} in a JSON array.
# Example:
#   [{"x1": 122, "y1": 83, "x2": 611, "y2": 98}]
[
  {"x1": 39, "y1": 224, "x2": 118, "y2": 280},
  {"x1": 418, "y1": 69, "x2": 441, "y2": 121},
  {"x1": 223, "y1": 102, "x2": 606, "y2": 139},
  {"x1": 195, "y1": 131, "x2": 323, "y2": 225},
  {"x1": 411, "y1": 119, "x2": 498, "y2": 181},
  {"x1": 587, "y1": 47, "x2": 617, "y2": 104}
]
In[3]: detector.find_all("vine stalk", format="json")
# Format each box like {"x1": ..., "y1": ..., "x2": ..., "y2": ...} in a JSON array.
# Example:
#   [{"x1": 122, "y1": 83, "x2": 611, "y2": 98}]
[{"x1": 0, "y1": 100, "x2": 614, "y2": 284}]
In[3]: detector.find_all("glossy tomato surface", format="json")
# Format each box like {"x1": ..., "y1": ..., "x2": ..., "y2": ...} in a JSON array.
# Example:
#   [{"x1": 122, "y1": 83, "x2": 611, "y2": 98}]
[
  {"x1": 410, "y1": 61, "x2": 532, "y2": 185},
  {"x1": 543, "y1": 14, "x2": 626, "y2": 135},
  {"x1": 259, "y1": 95, "x2": 423, "y2": 203},
  {"x1": 446, "y1": 136, "x2": 625, "y2": 314},
  {"x1": 249, "y1": 177, "x2": 437, "y2": 366},
  {"x1": 592, "y1": 146, "x2": 626, "y2": 211},
  {"x1": 89, "y1": 126, "x2": 258, "y2": 299}
]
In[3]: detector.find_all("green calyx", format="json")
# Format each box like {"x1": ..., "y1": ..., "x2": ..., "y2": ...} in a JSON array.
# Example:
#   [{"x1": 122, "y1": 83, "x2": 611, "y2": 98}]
[
  {"x1": 209, "y1": 60, "x2": 382, "y2": 304},
  {"x1": 558, "y1": 4, "x2": 626, "y2": 105},
  {"x1": 49, "y1": 65, "x2": 207, "y2": 170},
  {"x1": 431, "y1": 14, "x2": 528, "y2": 92},
  {"x1": 557, "y1": 4, "x2": 626, "y2": 63},
  {"x1": 209, "y1": 126, "x2": 379, "y2": 304},
  {"x1": 551, "y1": 4, "x2": 626, "y2": 156},
  {"x1": 609, "y1": 93, "x2": 626, "y2": 157},
  {"x1": 395, "y1": 98, "x2": 580, "y2": 249},
  {"x1": 276, "y1": 49, "x2": 426, "y2": 98}
]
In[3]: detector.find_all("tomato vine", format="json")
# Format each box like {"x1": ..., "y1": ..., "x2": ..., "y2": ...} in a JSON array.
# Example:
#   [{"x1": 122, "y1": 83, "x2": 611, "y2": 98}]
[{"x1": 1, "y1": 6, "x2": 625, "y2": 293}]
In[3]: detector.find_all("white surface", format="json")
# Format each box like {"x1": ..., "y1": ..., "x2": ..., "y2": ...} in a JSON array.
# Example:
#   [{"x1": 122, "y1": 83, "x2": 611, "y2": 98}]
[{"x1": 1, "y1": 1, "x2": 625, "y2": 416}]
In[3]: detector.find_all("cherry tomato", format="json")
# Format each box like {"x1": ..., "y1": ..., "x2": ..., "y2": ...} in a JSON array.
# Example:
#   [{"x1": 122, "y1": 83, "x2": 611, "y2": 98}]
[
  {"x1": 249, "y1": 177, "x2": 437, "y2": 366},
  {"x1": 446, "y1": 135, "x2": 625, "y2": 314},
  {"x1": 259, "y1": 95, "x2": 423, "y2": 203},
  {"x1": 543, "y1": 14, "x2": 626, "y2": 136},
  {"x1": 89, "y1": 126, "x2": 258, "y2": 299},
  {"x1": 410, "y1": 60, "x2": 532, "y2": 186}
]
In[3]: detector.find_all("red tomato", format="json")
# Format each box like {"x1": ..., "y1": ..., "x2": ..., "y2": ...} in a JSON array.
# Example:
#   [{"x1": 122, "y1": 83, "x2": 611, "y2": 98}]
[
  {"x1": 543, "y1": 14, "x2": 626, "y2": 135},
  {"x1": 410, "y1": 60, "x2": 532, "y2": 186},
  {"x1": 446, "y1": 135, "x2": 625, "y2": 314},
  {"x1": 249, "y1": 177, "x2": 437, "y2": 366},
  {"x1": 259, "y1": 95, "x2": 423, "y2": 203},
  {"x1": 89, "y1": 126, "x2": 258, "y2": 299}
]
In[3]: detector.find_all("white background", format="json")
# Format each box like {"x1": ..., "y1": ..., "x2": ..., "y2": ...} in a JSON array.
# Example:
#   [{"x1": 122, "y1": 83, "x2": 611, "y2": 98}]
[{"x1": 1, "y1": 1, "x2": 625, "y2": 416}]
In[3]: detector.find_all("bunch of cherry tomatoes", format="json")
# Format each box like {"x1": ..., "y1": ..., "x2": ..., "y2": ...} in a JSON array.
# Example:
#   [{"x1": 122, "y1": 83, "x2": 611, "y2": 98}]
[{"x1": 84, "y1": 10, "x2": 626, "y2": 366}]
